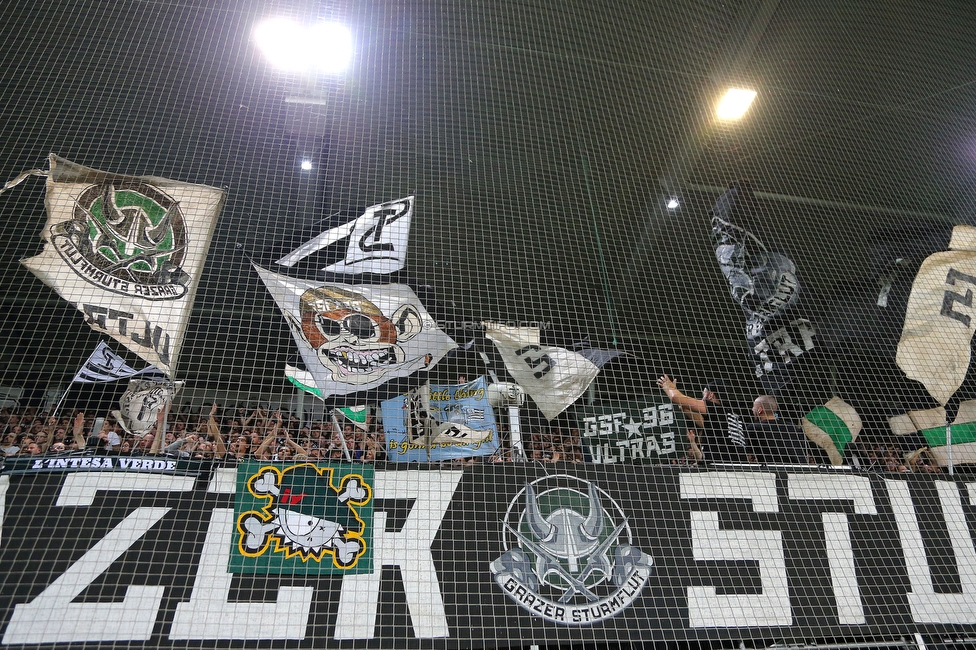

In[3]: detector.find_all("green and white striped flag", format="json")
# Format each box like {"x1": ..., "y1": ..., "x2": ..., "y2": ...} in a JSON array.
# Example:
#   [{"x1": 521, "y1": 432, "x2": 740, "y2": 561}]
[
  {"x1": 889, "y1": 400, "x2": 976, "y2": 467},
  {"x1": 285, "y1": 362, "x2": 323, "y2": 398},
  {"x1": 337, "y1": 405, "x2": 369, "y2": 430},
  {"x1": 801, "y1": 397, "x2": 862, "y2": 465}
]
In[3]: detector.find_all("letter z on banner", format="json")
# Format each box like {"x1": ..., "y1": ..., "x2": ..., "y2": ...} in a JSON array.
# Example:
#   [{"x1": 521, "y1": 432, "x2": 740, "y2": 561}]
[{"x1": 21, "y1": 155, "x2": 225, "y2": 375}]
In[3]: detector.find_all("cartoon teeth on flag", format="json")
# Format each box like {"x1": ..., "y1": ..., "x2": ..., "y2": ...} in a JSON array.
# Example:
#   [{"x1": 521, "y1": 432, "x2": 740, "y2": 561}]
[
  {"x1": 484, "y1": 323, "x2": 599, "y2": 420},
  {"x1": 231, "y1": 461, "x2": 374, "y2": 574},
  {"x1": 255, "y1": 264, "x2": 456, "y2": 397},
  {"x1": 72, "y1": 341, "x2": 165, "y2": 383},
  {"x1": 112, "y1": 377, "x2": 182, "y2": 435},
  {"x1": 18, "y1": 155, "x2": 224, "y2": 374},
  {"x1": 276, "y1": 196, "x2": 413, "y2": 274},
  {"x1": 896, "y1": 225, "x2": 976, "y2": 406}
]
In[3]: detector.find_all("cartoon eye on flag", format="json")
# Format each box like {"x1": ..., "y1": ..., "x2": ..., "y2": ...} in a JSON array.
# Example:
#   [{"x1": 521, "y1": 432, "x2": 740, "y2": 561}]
[
  {"x1": 255, "y1": 264, "x2": 456, "y2": 398},
  {"x1": 15, "y1": 155, "x2": 225, "y2": 375}
]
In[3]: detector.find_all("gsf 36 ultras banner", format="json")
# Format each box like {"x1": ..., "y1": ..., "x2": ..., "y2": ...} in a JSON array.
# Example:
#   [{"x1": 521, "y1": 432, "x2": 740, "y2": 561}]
[{"x1": 2, "y1": 465, "x2": 976, "y2": 647}]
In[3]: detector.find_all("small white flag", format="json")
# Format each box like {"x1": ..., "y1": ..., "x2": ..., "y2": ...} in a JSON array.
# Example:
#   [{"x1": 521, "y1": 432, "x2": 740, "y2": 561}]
[
  {"x1": 484, "y1": 322, "x2": 599, "y2": 420},
  {"x1": 113, "y1": 378, "x2": 182, "y2": 435},
  {"x1": 276, "y1": 196, "x2": 413, "y2": 274},
  {"x1": 72, "y1": 341, "x2": 165, "y2": 383}
]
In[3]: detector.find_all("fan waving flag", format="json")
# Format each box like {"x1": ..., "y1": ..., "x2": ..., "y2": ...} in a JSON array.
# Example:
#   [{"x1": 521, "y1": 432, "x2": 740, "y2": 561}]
[
  {"x1": 484, "y1": 323, "x2": 599, "y2": 420},
  {"x1": 72, "y1": 341, "x2": 165, "y2": 383},
  {"x1": 255, "y1": 264, "x2": 456, "y2": 399},
  {"x1": 20, "y1": 155, "x2": 225, "y2": 375}
]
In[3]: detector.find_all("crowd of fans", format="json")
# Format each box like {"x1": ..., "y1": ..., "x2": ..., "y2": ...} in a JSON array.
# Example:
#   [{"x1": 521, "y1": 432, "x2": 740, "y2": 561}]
[
  {"x1": 0, "y1": 404, "x2": 587, "y2": 465},
  {"x1": 0, "y1": 403, "x2": 946, "y2": 471}
]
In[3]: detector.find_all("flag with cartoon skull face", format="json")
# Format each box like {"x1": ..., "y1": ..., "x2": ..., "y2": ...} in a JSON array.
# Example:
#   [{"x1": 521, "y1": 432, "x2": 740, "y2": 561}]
[{"x1": 254, "y1": 264, "x2": 457, "y2": 398}]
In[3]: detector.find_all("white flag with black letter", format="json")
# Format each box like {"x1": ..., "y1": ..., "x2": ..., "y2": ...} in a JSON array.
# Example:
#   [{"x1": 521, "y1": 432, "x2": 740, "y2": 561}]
[
  {"x1": 897, "y1": 225, "x2": 976, "y2": 405},
  {"x1": 20, "y1": 155, "x2": 225, "y2": 375},
  {"x1": 484, "y1": 322, "x2": 599, "y2": 420},
  {"x1": 72, "y1": 341, "x2": 165, "y2": 383},
  {"x1": 255, "y1": 264, "x2": 456, "y2": 398},
  {"x1": 275, "y1": 196, "x2": 413, "y2": 274}
]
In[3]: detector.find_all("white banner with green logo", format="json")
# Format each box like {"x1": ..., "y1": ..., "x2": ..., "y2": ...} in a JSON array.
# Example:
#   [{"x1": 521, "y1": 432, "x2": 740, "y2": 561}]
[{"x1": 21, "y1": 155, "x2": 225, "y2": 375}]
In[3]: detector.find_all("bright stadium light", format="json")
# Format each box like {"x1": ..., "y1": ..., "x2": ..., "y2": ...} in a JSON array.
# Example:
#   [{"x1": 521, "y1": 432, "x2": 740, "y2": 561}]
[
  {"x1": 666, "y1": 197, "x2": 680, "y2": 210},
  {"x1": 716, "y1": 88, "x2": 757, "y2": 119},
  {"x1": 300, "y1": 159, "x2": 313, "y2": 171},
  {"x1": 254, "y1": 18, "x2": 353, "y2": 74}
]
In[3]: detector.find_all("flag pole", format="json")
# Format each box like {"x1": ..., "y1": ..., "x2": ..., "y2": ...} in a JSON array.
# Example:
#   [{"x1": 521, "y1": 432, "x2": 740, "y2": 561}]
[
  {"x1": 331, "y1": 411, "x2": 353, "y2": 462},
  {"x1": 50, "y1": 384, "x2": 73, "y2": 418}
]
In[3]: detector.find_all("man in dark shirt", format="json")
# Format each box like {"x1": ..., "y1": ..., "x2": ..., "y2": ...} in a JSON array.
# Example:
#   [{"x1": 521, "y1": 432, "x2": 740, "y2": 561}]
[
  {"x1": 747, "y1": 395, "x2": 809, "y2": 465},
  {"x1": 656, "y1": 376, "x2": 749, "y2": 464}
]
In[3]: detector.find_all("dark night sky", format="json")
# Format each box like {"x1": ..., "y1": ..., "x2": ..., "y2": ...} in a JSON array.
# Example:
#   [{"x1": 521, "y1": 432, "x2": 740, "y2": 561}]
[{"x1": 1, "y1": 0, "x2": 975, "y2": 420}]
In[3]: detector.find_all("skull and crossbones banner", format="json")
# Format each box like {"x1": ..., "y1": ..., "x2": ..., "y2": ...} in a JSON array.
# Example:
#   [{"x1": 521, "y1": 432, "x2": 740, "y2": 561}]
[
  {"x1": 20, "y1": 155, "x2": 225, "y2": 375},
  {"x1": 254, "y1": 264, "x2": 457, "y2": 398}
]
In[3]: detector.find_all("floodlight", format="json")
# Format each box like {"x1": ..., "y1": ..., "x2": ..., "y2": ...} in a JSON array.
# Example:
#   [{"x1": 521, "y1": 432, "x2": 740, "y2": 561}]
[
  {"x1": 254, "y1": 18, "x2": 353, "y2": 74},
  {"x1": 300, "y1": 160, "x2": 313, "y2": 171},
  {"x1": 716, "y1": 88, "x2": 757, "y2": 119},
  {"x1": 666, "y1": 198, "x2": 680, "y2": 210}
]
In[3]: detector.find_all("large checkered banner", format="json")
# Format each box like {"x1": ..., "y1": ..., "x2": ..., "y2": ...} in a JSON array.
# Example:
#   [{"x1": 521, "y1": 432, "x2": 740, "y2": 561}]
[
  {"x1": 21, "y1": 155, "x2": 225, "y2": 375},
  {"x1": 2, "y1": 464, "x2": 976, "y2": 647}
]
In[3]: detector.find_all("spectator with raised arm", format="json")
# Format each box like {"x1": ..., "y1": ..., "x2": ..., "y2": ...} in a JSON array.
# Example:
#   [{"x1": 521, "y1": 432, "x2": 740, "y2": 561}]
[
  {"x1": 656, "y1": 375, "x2": 748, "y2": 464},
  {"x1": 253, "y1": 411, "x2": 282, "y2": 461}
]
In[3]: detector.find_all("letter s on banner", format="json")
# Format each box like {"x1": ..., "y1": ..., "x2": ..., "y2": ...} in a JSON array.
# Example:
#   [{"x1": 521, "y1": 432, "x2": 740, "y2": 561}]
[{"x1": 680, "y1": 472, "x2": 792, "y2": 627}]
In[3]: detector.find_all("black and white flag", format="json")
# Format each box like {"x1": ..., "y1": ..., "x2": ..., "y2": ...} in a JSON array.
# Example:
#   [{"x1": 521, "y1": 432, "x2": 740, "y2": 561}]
[
  {"x1": 113, "y1": 378, "x2": 182, "y2": 435},
  {"x1": 275, "y1": 196, "x2": 413, "y2": 274},
  {"x1": 484, "y1": 323, "x2": 599, "y2": 420},
  {"x1": 72, "y1": 341, "x2": 165, "y2": 383},
  {"x1": 20, "y1": 155, "x2": 225, "y2": 374}
]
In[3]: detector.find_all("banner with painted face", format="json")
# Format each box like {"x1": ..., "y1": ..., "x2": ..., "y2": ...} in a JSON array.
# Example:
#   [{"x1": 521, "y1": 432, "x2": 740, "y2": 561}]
[
  {"x1": 21, "y1": 155, "x2": 225, "y2": 375},
  {"x1": 112, "y1": 377, "x2": 182, "y2": 435},
  {"x1": 571, "y1": 399, "x2": 688, "y2": 464},
  {"x1": 380, "y1": 376, "x2": 500, "y2": 461},
  {"x1": 254, "y1": 264, "x2": 456, "y2": 398}
]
